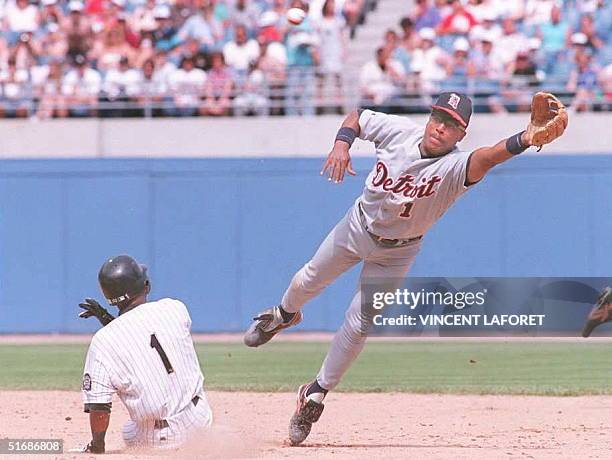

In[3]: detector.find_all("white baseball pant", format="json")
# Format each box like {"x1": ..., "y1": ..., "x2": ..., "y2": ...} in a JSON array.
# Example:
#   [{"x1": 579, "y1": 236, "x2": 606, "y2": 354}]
[{"x1": 122, "y1": 393, "x2": 213, "y2": 449}]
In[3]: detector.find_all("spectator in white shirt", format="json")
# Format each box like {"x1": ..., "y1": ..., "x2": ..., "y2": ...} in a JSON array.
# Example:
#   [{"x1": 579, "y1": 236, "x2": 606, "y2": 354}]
[
  {"x1": 494, "y1": 17, "x2": 529, "y2": 67},
  {"x1": 153, "y1": 50, "x2": 177, "y2": 87},
  {"x1": 495, "y1": 0, "x2": 525, "y2": 22},
  {"x1": 130, "y1": 0, "x2": 157, "y2": 34},
  {"x1": 465, "y1": 0, "x2": 499, "y2": 23},
  {"x1": 0, "y1": 57, "x2": 31, "y2": 118},
  {"x1": 316, "y1": 0, "x2": 347, "y2": 113},
  {"x1": 136, "y1": 58, "x2": 169, "y2": 117},
  {"x1": 359, "y1": 46, "x2": 405, "y2": 110},
  {"x1": 410, "y1": 27, "x2": 448, "y2": 93},
  {"x1": 61, "y1": 53, "x2": 102, "y2": 117},
  {"x1": 4, "y1": 0, "x2": 40, "y2": 39},
  {"x1": 34, "y1": 59, "x2": 68, "y2": 119},
  {"x1": 102, "y1": 55, "x2": 143, "y2": 117},
  {"x1": 471, "y1": 32, "x2": 506, "y2": 112},
  {"x1": 167, "y1": 55, "x2": 206, "y2": 117},
  {"x1": 256, "y1": 33, "x2": 286, "y2": 116},
  {"x1": 469, "y1": 10, "x2": 502, "y2": 43},
  {"x1": 524, "y1": 0, "x2": 556, "y2": 30},
  {"x1": 223, "y1": 23, "x2": 260, "y2": 76},
  {"x1": 233, "y1": 62, "x2": 270, "y2": 116}
]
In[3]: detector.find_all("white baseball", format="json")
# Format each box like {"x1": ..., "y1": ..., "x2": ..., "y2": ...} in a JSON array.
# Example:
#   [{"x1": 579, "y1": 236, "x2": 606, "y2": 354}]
[{"x1": 286, "y1": 7, "x2": 306, "y2": 25}]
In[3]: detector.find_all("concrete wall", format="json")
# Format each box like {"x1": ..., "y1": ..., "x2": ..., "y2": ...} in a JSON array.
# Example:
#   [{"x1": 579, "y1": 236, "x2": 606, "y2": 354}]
[
  {"x1": 1, "y1": 155, "x2": 611, "y2": 333},
  {"x1": 0, "y1": 113, "x2": 609, "y2": 158}
]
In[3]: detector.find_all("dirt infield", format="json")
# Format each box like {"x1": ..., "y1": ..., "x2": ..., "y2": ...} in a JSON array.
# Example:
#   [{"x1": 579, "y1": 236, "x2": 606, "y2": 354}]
[{"x1": 2, "y1": 391, "x2": 612, "y2": 460}]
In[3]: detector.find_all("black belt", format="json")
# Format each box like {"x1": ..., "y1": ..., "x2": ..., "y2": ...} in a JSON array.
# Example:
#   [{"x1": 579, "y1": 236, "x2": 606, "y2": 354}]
[
  {"x1": 358, "y1": 203, "x2": 422, "y2": 248},
  {"x1": 154, "y1": 395, "x2": 200, "y2": 430}
]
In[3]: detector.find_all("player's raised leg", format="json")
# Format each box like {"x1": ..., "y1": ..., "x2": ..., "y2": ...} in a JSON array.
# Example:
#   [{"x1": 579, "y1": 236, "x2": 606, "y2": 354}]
[
  {"x1": 244, "y1": 207, "x2": 364, "y2": 347},
  {"x1": 288, "y1": 241, "x2": 421, "y2": 445}
]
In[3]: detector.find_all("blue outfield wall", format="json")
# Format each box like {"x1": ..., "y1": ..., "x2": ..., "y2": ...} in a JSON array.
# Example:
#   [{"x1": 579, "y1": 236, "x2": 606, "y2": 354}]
[{"x1": 1, "y1": 155, "x2": 611, "y2": 333}]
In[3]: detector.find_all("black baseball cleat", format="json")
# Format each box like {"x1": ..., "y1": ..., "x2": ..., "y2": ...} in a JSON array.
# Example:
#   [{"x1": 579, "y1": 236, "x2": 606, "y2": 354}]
[
  {"x1": 243, "y1": 306, "x2": 302, "y2": 347},
  {"x1": 288, "y1": 383, "x2": 325, "y2": 446}
]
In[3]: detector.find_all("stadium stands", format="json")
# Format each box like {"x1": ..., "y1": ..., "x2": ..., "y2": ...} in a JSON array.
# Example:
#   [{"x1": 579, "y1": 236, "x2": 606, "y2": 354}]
[{"x1": 0, "y1": 0, "x2": 609, "y2": 118}]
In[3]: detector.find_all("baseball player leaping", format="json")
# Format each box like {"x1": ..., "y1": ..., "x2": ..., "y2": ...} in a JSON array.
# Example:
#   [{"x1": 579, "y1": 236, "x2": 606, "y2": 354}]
[
  {"x1": 77, "y1": 255, "x2": 212, "y2": 453},
  {"x1": 244, "y1": 92, "x2": 568, "y2": 445}
]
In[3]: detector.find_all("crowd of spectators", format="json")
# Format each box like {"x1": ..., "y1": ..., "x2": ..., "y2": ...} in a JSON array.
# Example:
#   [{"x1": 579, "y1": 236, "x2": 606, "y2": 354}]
[
  {"x1": 0, "y1": 0, "x2": 367, "y2": 117},
  {"x1": 359, "y1": 0, "x2": 612, "y2": 113},
  {"x1": 0, "y1": 0, "x2": 610, "y2": 118}
]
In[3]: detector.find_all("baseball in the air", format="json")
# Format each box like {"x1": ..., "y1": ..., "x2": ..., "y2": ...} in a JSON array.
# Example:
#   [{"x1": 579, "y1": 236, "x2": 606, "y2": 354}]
[{"x1": 286, "y1": 7, "x2": 306, "y2": 25}]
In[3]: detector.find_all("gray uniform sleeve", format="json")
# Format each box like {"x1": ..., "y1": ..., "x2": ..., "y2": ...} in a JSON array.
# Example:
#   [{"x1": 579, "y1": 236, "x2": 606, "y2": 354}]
[
  {"x1": 358, "y1": 110, "x2": 422, "y2": 149},
  {"x1": 445, "y1": 150, "x2": 477, "y2": 198}
]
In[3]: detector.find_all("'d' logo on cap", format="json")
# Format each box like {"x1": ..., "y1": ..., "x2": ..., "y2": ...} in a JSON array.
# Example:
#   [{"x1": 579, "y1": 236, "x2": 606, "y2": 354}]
[{"x1": 448, "y1": 93, "x2": 460, "y2": 110}]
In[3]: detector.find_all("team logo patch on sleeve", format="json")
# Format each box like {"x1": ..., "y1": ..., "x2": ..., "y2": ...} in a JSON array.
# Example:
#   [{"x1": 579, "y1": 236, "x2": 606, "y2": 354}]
[{"x1": 82, "y1": 373, "x2": 92, "y2": 391}]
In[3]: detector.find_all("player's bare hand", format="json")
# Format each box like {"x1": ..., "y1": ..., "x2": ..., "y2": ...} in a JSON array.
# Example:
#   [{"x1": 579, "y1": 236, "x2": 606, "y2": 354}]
[{"x1": 320, "y1": 143, "x2": 357, "y2": 183}]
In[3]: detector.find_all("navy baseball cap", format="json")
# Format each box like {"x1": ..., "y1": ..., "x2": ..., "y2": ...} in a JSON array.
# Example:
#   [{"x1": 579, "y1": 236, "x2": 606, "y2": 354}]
[{"x1": 431, "y1": 92, "x2": 472, "y2": 128}]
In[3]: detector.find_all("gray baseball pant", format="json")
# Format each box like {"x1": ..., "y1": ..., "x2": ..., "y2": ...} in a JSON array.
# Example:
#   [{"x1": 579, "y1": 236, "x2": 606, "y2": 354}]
[{"x1": 281, "y1": 204, "x2": 422, "y2": 390}]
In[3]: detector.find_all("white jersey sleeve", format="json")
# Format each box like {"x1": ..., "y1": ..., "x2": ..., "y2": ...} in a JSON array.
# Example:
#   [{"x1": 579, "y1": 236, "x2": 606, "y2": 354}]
[
  {"x1": 358, "y1": 109, "x2": 422, "y2": 150},
  {"x1": 82, "y1": 336, "x2": 117, "y2": 405},
  {"x1": 175, "y1": 299, "x2": 192, "y2": 330}
]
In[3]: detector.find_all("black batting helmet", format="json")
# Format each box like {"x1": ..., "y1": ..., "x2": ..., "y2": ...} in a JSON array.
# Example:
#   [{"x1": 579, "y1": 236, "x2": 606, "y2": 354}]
[{"x1": 98, "y1": 255, "x2": 149, "y2": 306}]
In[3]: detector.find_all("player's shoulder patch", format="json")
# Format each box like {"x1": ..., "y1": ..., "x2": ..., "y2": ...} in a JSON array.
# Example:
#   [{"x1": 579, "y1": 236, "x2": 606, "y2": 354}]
[{"x1": 82, "y1": 373, "x2": 92, "y2": 391}]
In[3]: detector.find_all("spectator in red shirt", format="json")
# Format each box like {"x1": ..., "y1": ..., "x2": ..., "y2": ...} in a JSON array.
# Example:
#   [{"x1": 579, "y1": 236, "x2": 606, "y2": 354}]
[{"x1": 437, "y1": 0, "x2": 478, "y2": 36}]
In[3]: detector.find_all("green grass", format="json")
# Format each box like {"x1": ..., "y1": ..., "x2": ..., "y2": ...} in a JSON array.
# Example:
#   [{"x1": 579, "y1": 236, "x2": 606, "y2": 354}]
[{"x1": 1, "y1": 342, "x2": 611, "y2": 395}]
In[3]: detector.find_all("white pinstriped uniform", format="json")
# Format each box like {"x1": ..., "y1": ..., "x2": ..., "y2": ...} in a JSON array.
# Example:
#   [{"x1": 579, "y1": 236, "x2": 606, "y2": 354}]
[{"x1": 82, "y1": 298, "x2": 212, "y2": 448}]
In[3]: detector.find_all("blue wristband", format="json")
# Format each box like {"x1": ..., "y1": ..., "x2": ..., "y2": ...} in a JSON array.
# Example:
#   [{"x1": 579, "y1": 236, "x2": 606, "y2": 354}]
[
  {"x1": 506, "y1": 131, "x2": 528, "y2": 155},
  {"x1": 335, "y1": 127, "x2": 357, "y2": 146}
]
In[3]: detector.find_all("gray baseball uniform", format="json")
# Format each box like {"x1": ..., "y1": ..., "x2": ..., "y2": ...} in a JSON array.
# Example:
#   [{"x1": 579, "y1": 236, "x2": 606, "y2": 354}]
[{"x1": 281, "y1": 109, "x2": 475, "y2": 390}]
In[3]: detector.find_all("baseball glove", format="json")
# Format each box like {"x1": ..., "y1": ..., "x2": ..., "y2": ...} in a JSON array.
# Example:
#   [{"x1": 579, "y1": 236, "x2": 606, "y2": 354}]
[
  {"x1": 581, "y1": 287, "x2": 612, "y2": 338},
  {"x1": 524, "y1": 92, "x2": 568, "y2": 151},
  {"x1": 79, "y1": 298, "x2": 115, "y2": 326}
]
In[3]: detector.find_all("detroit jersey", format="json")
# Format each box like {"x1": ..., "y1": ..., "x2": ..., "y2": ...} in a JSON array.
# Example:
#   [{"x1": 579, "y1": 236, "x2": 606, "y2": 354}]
[
  {"x1": 357, "y1": 109, "x2": 474, "y2": 239},
  {"x1": 82, "y1": 298, "x2": 205, "y2": 423}
]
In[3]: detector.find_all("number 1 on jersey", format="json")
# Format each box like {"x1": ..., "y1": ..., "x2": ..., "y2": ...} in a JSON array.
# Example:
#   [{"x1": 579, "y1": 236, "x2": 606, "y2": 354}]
[
  {"x1": 150, "y1": 334, "x2": 174, "y2": 374},
  {"x1": 400, "y1": 202, "x2": 414, "y2": 218}
]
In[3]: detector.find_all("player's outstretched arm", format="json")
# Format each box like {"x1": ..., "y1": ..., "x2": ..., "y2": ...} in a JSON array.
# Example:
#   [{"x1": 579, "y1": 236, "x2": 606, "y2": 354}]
[
  {"x1": 320, "y1": 110, "x2": 360, "y2": 183},
  {"x1": 466, "y1": 92, "x2": 568, "y2": 185}
]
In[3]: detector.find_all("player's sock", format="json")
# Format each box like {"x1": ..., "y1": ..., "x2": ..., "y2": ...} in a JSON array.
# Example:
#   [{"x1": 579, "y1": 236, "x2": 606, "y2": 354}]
[
  {"x1": 278, "y1": 305, "x2": 297, "y2": 323},
  {"x1": 306, "y1": 380, "x2": 328, "y2": 403}
]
